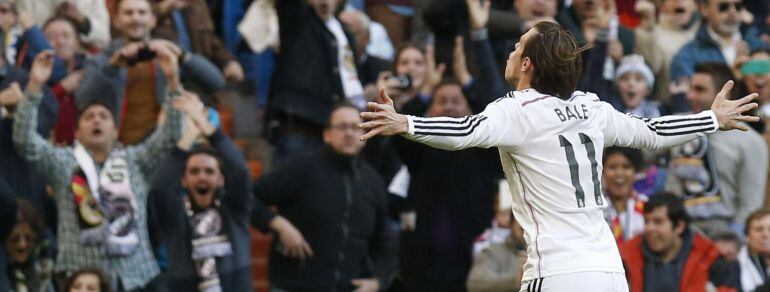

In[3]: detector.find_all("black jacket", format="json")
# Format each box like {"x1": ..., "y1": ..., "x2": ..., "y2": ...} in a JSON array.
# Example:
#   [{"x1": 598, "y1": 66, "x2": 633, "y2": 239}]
[
  {"x1": 148, "y1": 129, "x2": 254, "y2": 291},
  {"x1": 252, "y1": 146, "x2": 394, "y2": 291},
  {"x1": 394, "y1": 137, "x2": 503, "y2": 251},
  {"x1": 268, "y1": 0, "x2": 356, "y2": 127},
  {"x1": 394, "y1": 138, "x2": 502, "y2": 289}
]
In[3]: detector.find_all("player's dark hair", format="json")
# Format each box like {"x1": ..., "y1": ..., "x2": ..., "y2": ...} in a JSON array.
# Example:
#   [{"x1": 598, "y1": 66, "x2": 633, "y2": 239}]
[
  {"x1": 603, "y1": 146, "x2": 643, "y2": 171},
  {"x1": 522, "y1": 21, "x2": 591, "y2": 100},
  {"x1": 644, "y1": 192, "x2": 690, "y2": 227}
]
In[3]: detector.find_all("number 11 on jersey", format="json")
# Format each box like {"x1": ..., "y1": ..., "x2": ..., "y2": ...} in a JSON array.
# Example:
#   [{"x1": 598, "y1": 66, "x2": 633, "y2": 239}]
[{"x1": 559, "y1": 133, "x2": 603, "y2": 208}]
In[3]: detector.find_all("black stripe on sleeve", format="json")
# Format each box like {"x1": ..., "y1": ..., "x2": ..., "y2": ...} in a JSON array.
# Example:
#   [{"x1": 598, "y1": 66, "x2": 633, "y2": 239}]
[
  {"x1": 653, "y1": 121, "x2": 715, "y2": 131},
  {"x1": 647, "y1": 115, "x2": 713, "y2": 126},
  {"x1": 656, "y1": 127, "x2": 717, "y2": 136},
  {"x1": 413, "y1": 116, "x2": 482, "y2": 130},
  {"x1": 414, "y1": 116, "x2": 488, "y2": 136},
  {"x1": 629, "y1": 114, "x2": 717, "y2": 136},
  {"x1": 412, "y1": 115, "x2": 472, "y2": 125}
]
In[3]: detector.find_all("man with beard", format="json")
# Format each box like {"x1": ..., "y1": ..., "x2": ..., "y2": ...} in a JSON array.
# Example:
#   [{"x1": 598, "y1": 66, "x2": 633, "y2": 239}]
[
  {"x1": 671, "y1": 0, "x2": 768, "y2": 111},
  {"x1": 77, "y1": 0, "x2": 224, "y2": 145},
  {"x1": 13, "y1": 47, "x2": 188, "y2": 291},
  {"x1": 148, "y1": 91, "x2": 253, "y2": 292}
]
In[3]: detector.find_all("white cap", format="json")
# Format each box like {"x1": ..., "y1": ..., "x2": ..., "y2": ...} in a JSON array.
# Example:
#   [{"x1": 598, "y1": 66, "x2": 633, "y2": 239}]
[{"x1": 615, "y1": 54, "x2": 655, "y2": 88}]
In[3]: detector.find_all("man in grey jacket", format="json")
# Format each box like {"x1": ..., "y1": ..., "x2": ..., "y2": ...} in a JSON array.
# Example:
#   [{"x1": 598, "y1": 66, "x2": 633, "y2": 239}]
[
  {"x1": 76, "y1": 0, "x2": 224, "y2": 145},
  {"x1": 666, "y1": 63, "x2": 769, "y2": 236},
  {"x1": 13, "y1": 47, "x2": 194, "y2": 291}
]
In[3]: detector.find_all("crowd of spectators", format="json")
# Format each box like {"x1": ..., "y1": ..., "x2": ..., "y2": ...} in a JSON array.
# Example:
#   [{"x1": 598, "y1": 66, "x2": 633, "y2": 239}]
[{"x1": 2, "y1": 0, "x2": 770, "y2": 291}]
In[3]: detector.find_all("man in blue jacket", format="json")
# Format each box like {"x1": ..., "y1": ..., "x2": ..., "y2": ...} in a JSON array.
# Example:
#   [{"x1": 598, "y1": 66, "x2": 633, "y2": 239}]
[{"x1": 671, "y1": 0, "x2": 768, "y2": 86}]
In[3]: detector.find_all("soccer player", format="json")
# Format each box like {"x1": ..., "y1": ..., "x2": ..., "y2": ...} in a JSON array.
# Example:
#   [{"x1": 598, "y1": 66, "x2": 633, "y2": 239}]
[{"x1": 358, "y1": 21, "x2": 758, "y2": 292}]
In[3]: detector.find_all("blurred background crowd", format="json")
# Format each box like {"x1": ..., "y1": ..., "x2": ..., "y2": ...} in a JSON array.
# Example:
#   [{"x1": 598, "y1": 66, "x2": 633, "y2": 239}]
[{"x1": 2, "y1": 0, "x2": 770, "y2": 291}]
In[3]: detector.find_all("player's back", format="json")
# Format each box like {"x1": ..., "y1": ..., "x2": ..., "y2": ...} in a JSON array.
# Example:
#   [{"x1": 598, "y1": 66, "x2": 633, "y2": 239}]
[{"x1": 497, "y1": 89, "x2": 623, "y2": 281}]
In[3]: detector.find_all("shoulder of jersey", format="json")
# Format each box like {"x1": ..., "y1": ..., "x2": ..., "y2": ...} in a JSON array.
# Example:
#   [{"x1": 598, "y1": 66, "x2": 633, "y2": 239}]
[
  {"x1": 492, "y1": 89, "x2": 549, "y2": 105},
  {"x1": 492, "y1": 90, "x2": 602, "y2": 107},
  {"x1": 568, "y1": 91, "x2": 601, "y2": 103}
]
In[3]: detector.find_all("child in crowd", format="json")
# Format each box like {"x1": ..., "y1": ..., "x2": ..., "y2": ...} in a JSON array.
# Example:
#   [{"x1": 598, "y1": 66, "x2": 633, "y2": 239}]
[{"x1": 614, "y1": 54, "x2": 661, "y2": 118}]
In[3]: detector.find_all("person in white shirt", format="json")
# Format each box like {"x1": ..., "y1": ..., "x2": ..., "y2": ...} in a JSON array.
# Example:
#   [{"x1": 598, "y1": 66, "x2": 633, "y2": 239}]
[{"x1": 359, "y1": 21, "x2": 759, "y2": 292}]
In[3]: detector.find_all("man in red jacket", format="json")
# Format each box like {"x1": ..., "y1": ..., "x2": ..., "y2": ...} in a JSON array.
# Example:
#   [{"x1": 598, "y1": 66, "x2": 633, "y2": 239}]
[{"x1": 620, "y1": 192, "x2": 740, "y2": 292}]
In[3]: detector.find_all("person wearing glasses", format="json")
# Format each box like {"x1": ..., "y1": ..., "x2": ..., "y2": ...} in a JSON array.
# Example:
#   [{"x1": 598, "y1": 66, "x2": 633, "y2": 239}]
[
  {"x1": 671, "y1": 0, "x2": 768, "y2": 112},
  {"x1": 0, "y1": 178, "x2": 55, "y2": 292},
  {"x1": 251, "y1": 103, "x2": 394, "y2": 292}
]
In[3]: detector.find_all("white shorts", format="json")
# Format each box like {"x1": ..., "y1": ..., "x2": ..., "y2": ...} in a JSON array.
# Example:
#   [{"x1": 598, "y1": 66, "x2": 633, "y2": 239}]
[{"x1": 519, "y1": 272, "x2": 629, "y2": 292}]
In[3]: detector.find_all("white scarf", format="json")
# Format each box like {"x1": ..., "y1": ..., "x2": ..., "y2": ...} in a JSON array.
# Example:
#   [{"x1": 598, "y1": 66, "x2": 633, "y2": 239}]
[
  {"x1": 739, "y1": 246, "x2": 767, "y2": 292},
  {"x1": 73, "y1": 142, "x2": 139, "y2": 256},
  {"x1": 183, "y1": 196, "x2": 232, "y2": 292}
]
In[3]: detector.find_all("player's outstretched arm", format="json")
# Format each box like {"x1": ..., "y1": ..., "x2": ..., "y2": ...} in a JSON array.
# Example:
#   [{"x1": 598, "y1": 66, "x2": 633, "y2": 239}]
[
  {"x1": 359, "y1": 88, "x2": 517, "y2": 150},
  {"x1": 605, "y1": 80, "x2": 759, "y2": 150}
]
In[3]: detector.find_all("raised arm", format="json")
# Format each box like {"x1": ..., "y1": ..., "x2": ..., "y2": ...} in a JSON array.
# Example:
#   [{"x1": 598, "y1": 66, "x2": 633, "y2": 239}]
[
  {"x1": 153, "y1": 39, "x2": 225, "y2": 95},
  {"x1": 604, "y1": 81, "x2": 759, "y2": 150},
  {"x1": 12, "y1": 51, "x2": 70, "y2": 181},
  {"x1": 360, "y1": 89, "x2": 522, "y2": 150},
  {"x1": 129, "y1": 42, "x2": 183, "y2": 174},
  {"x1": 19, "y1": 27, "x2": 67, "y2": 84},
  {"x1": 455, "y1": 0, "x2": 507, "y2": 112},
  {"x1": 183, "y1": 103, "x2": 254, "y2": 216}
]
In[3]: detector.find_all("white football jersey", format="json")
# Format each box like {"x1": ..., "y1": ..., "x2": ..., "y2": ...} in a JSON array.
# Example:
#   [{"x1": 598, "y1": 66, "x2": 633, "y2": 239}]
[{"x1": 403, "y1": 89, "x2": 719, "y2": 281}]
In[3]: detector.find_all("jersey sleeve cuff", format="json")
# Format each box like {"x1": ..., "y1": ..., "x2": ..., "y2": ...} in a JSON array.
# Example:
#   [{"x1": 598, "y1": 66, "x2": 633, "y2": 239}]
[
  {"x1": 405, "y1": 115, "x2": 416, "y2": 135},
  {"x1": 703, "y1": 110, "x2": 719, "y2": 133}
]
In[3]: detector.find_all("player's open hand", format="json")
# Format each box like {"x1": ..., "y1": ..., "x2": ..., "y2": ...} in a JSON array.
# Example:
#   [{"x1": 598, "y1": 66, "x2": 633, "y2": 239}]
[
  {"x1": 359, "y1": 88, "x2": 409, "y2": 141},
  {"x1": 711, "y1": 80, "x2": 760, "y2": 131}
]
